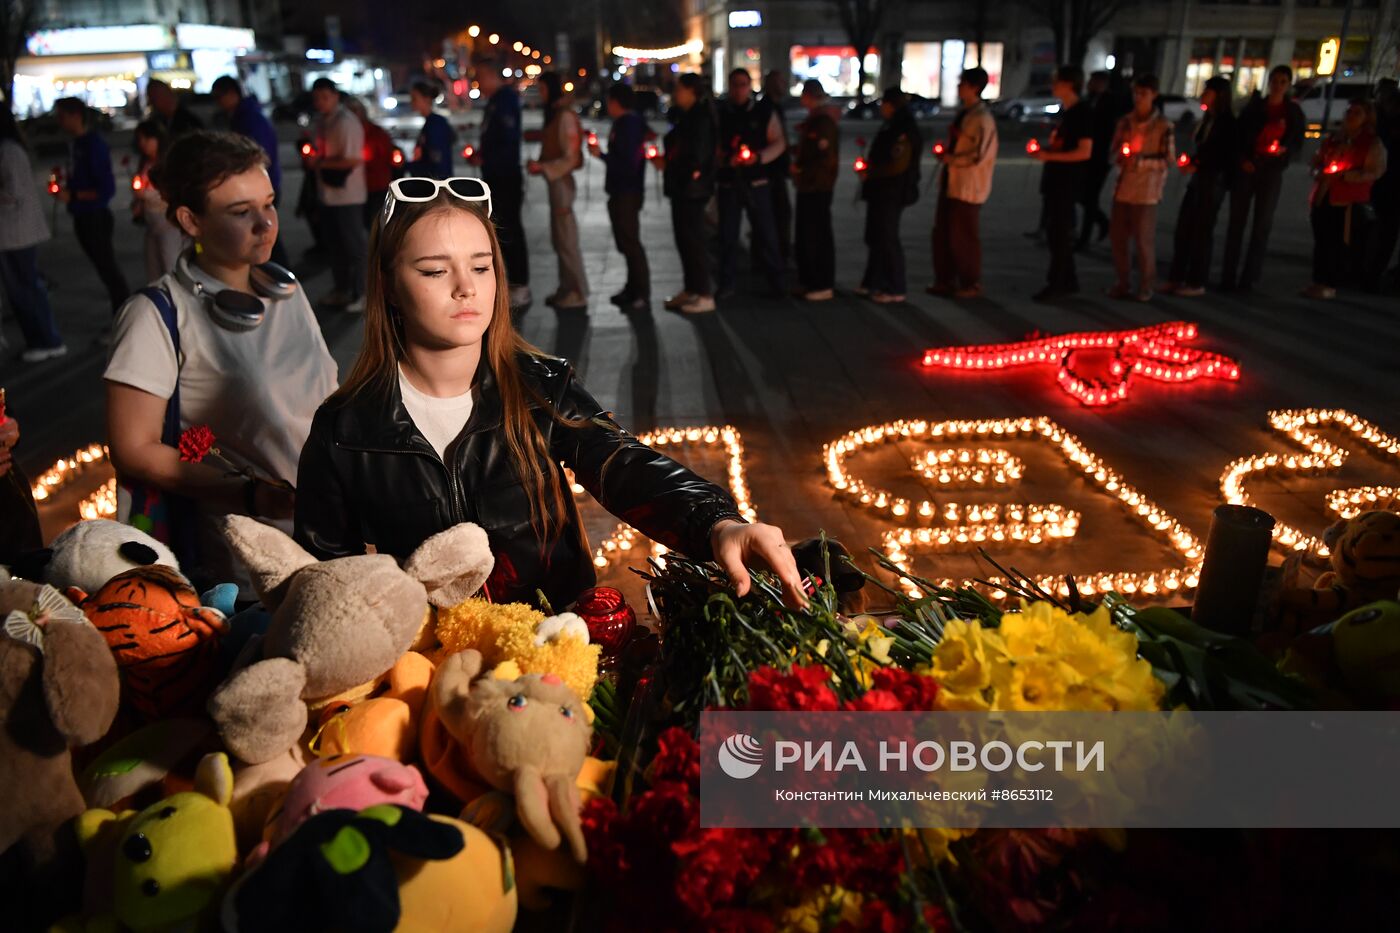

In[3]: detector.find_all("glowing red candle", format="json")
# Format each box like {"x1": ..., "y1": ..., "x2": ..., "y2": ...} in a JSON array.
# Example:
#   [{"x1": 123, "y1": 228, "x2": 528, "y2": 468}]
[
  {"x1": 461, "y1": 143, "x2": 475, "y2": 159},
  {"x1": 47, "y1": 169, "x2": 61, "y2": 195},
  {"x1": 932, "y1": 141, "x2": 945, "y2": 156},
  {"x1": 738, "y1": 143, "x2": 754, "y2": 164},
  {"x1": 301, "y1": 142, "x2": 315, "y2": 158},
  {"x1": 587, "y1": 130, "x2": 598, "y2": 147},
  {"x1": 854, "y1": 156, "x2": 867, "y2": 172},
  {"x1": 391, "y1": 148, "x2": 405, "y2": 165},
  {"x1": 1177, "y1": 152, "x2": 1192, "y2": 168},
  {"x1": 131, "y1": 174, "x2": 144, "y2": 191},
  {"x1": 1266, "y1": 139, "x2": 1280, "y2": 155},
  {"x1": 1323, "y1": 160, "x2": 1345, "y2": 175},
  {"x1": 1121, "y1": 143, "x2": 1133, "y2": 158},
  {"x1": 1025, "y1": 138, "x2": 1041, "y2": 154}
]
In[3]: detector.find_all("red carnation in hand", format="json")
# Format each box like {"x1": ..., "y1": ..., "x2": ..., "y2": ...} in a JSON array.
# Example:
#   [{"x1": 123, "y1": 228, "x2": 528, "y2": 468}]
[{"x1": 178, "y1": 424, "x2": 217, "y2": 462}]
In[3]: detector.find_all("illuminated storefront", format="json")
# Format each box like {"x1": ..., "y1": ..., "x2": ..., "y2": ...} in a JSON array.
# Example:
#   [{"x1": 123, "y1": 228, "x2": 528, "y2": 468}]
[
  {"x1": 789, "y1": 45, "x2": 879, "y2": 98},
  {"x1": 12, "y1": 24, "x2": 255, "y2": 117},
  {"x1": 901, "y1": 41, "x2": 1004, "y2": 106}
]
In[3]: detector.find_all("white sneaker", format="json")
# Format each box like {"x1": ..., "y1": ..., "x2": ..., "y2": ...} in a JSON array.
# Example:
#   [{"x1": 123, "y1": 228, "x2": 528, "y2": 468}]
[
  {"x1": 803, "y1": 289, "x2": 835, "y2": 302},
  {"x1": 21, "y1": 344, "x2": 68, "y2": 363},
  {"x1": 509, "y1": 285, "x2": 533, "y2": 308},
  {"x1": 679, "y1": 295, "x2": 716, "y2": 314},
  {"x1": 664, "y1": 291, "x2": 694, "y2": 310},
  {"x1": 344, "y1": 294, "x2": 366, "y2": 313}
]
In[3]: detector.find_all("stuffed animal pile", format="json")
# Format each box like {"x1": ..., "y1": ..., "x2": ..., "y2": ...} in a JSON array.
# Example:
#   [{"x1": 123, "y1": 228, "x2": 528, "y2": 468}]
[{"x1": 1, "y1": 516, "x2": 611, "y2": 932}]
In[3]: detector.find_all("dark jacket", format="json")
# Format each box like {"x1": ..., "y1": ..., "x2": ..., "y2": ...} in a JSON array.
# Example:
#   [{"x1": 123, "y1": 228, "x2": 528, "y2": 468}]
[
  {"x1": 409, "y1": 112, "x2": 457, "y2": 179},
  {"x1": 230, "y1": 95, "x2": 282, "y2": 193},
  {"x1": 718, "y1": 95, "x2": 775, "y2": 185},
  {"x1": 294, "y1": 352, "x2": 744, "y2": 610},
  {"x1": 480, "y1": 85, "x2": 523, "y2": 178},
  {"x1": 66, "y1": 130, "x2": 115, "y2": 214},
  {"x1": 862, "y1": 106, "x2": 921, "y2": 203},
  {"x1": 663, "y1": 103, "x2": 717, "y2": 200},
  {"x1": 1187, "y1": 107, "x2": 1238, "y2": 186},
  {"x1": 1235, "y1": 94, "x2": 1306, "y2": 169},
  {"x1": 604, "y1": 110, "x2": 647, "y2": 198},
  {"x1": 792, "y1": 106, "x2": 839, "y2": 193}
]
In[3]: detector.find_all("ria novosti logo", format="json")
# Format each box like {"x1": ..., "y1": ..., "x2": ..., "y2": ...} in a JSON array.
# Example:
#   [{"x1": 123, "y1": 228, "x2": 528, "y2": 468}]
[{"x1": 718, "y1": 733, "x2": 764, "y2": 779}]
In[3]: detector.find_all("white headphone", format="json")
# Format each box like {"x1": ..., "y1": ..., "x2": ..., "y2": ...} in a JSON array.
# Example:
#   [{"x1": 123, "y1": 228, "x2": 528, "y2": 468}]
[{"x1": 172, "y1": 251, "x2": 298, "y2": 332}]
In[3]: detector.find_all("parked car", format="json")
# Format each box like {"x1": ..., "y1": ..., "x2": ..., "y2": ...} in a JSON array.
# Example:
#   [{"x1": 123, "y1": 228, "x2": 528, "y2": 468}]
[
  {"x1": 1158, "y1": 94, "x2": 1202, "y2": 127},
  {"x1": 990, "y1": 90, "x2": 1059, "y2": 121},
  {"x1": 1294, "y1": 79, "x2": 1373, "y2": 132},
  {"x1": 846, "y1": 93, "x2": 939, "y2": 120}
]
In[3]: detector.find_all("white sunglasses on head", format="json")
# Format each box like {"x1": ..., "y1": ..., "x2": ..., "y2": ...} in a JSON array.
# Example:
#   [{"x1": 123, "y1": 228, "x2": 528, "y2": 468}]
[{"x1": 382, "y1": 176, "x2": 492, "y2": 227}]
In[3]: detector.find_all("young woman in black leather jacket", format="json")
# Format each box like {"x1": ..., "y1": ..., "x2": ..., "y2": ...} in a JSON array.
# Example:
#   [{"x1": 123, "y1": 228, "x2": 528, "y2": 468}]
[{"x1": 294, "y1": 181, "x2": 805, "y2": 610}]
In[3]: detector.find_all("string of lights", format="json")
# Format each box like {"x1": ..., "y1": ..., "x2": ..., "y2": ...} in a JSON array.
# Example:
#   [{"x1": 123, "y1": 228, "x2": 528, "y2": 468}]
[
  {"x1": 573, "y1": 426, "x2": 757, "y2": 569},
  {"x1": 920, "y1": 322, "x2": 1240, "y2": 408},
  {"x1": 824, "y1": 417, "x2": 1203, "y2": 601},
  {"x1": 1220, "y1": 409, "x2": 1400, "y2": 559}
]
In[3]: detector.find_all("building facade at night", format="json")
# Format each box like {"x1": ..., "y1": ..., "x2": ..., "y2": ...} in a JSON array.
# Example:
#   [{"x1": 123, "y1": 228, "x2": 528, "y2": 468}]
[{"x1": 681, "y1": 0, "x2": 1398, "y2": 102}]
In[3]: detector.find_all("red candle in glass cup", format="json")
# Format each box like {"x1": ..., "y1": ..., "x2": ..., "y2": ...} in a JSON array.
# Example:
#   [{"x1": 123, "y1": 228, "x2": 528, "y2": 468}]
[
  {"x1": 1025, "y1": 138, "x2": 1041, "y2": 154},
  {"x1": 572, "y1": 587, "x2": 636, "y2": 661}
]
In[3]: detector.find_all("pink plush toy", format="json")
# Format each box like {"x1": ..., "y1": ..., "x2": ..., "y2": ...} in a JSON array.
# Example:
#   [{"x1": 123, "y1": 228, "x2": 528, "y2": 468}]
[{"x1": 249, "y1": 754, "x2": 429, "y2": 866}]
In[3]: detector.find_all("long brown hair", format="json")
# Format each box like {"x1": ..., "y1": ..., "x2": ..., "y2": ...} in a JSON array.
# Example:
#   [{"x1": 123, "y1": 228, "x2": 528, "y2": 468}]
[{"x1": 333, "y1": 194, "x2": 571, "y2": 543}]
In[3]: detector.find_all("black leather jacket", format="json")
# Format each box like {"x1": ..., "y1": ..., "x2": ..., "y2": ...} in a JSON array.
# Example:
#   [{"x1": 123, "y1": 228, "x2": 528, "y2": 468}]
[{"x1": 294, "y1": 352, "x2": 744, "y2": 609}]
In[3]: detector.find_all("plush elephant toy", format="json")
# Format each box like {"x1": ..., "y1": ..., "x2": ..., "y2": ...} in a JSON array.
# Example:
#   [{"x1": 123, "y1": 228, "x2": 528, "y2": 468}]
[
  {"x1": 207, "y1": 516, "x2": 493, "y2": 764},
  {"x1": 431, "y1": 649, "x2": 592, "y2": 863}
]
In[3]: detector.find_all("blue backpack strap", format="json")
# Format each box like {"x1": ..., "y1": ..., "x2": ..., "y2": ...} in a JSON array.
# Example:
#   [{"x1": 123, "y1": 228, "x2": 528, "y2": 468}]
[{"x1": 138, "y1": 285, "x2": 181, "y2": 446}]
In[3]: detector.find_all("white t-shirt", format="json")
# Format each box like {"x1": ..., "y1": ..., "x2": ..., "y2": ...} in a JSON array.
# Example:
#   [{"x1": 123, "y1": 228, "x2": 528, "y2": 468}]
[
  {"x1": 398, "y1": 366, "x2": 475, "y2": 460},
  {"x1": 315, "y1": 106, "x2": 367, "y2": 206}
]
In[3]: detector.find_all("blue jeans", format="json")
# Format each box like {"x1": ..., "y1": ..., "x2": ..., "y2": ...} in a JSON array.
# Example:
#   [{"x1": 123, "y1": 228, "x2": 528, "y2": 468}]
[
  {"x1": 718, "y1": 180, "x2": 785, "y2": 294},
  {"x1": 0, "y1": 246, "x2": 62, "y2": 349}
]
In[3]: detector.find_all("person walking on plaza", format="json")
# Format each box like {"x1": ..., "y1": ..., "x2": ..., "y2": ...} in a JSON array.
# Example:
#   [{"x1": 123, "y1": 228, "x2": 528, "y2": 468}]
[
  {"x1": 146, "y1": 79, "x2": 203, "y2": 138},
  {"x1": 717, "y1": 68, "x2": 787, "y2": 300},
  {"x1": 53, "y1": 97, "x2": 131, "y2": 317},
  {"x1": 407, "y1": 81, "x2": 456, "y2": 179},
  {"x1": 661, "y1": 73, "x2": 718, "y2": 314},
  {"x1": 527, "y1": 73, "x2": 588, "y2": 310},
  {"x1": 857, "y1": 86, "x2": 922, "y2": 304},
  {"x1": 790, "y1": 79, "x2": 839, "y2": 302},
  {"x1": 762, "y1": 69, "x2": 793, "y2": 262},
  {"x1": 471, "y1": 59, "x2": 530, "y2": 308},
  {"x1": 929, "y1": 67, "x2": 997, "y2": 299},
  {"x1": 1221, "y1": 65, "x2": 1305, "y2": 292},
  {"x1": 308, "y1": 78, "x2": 367, "y2": 312},
  {"x1": 1162, "y1": 76, "x2": 1237, "y2": 297},
  {"x1": 344, "y1": 95, "x2": 395, "y2": 227},
  {"x1": 132, "y1": 119, "x2": 184, "y2": 281},
  {"x1": 1106, "y1": 74, "x2": 1173, "y2": 301},
  {"x1": 0, "y1": 109, "x2": 64, "y2": 362},
  {"x1": 1028, "y1": 66, "x2": 1092, "y2": 302},
  {"x1": 588, "y1": 83, "x2": 650, "y2": 312},
  {"x1": 212, "y1": 76, "x2": 288, "y2": 267},
  {"x1": 1304, "y1": 101, "x2": 1388, "y2": 300},
  {"x1": 1077, "y1": 71, "x2": 1124, "y2": 249}
]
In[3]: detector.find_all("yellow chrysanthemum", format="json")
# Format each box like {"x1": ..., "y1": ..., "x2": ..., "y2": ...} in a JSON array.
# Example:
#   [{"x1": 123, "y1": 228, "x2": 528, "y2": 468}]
[{"x1": 776, "y1": 886, "x2": 863, "y2": 932}]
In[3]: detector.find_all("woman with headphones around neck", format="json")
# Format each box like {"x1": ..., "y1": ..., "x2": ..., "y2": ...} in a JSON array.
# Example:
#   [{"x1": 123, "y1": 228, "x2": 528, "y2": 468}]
[
  {"x1": 295, "y1": 176, "x2": 808, "y2": 611},
  {"x1": 105, "y1": 130, "x2": 337, "y2": 590}
]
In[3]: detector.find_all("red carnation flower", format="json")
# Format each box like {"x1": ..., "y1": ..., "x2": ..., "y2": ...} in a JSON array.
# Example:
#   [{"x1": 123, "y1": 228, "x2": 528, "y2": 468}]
[
  {"x1": 867, "y1": 667, "x2": 941, "y2": 711},
  {"x1": 629, "y1": 779, "x2": 700, "y2": 843},
  {"x1": 178, "y1": 424, "x2": 217, "y2": 462},
  {"x1": 746, "y1": 665, "x2": 840, "y2": 711},
  {"x1": 648, "y1": 726, "x2": 702, "y2": 789}
]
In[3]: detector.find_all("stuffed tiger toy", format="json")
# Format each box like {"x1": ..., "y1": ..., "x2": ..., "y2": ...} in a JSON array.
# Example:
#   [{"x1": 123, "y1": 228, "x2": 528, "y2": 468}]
[
  {"x1": 71, "y1": 565, "x2": 229, "y2": 721},
  {"x1": 1283, "y1": 508, "x2": 1400, "y2": 626}
]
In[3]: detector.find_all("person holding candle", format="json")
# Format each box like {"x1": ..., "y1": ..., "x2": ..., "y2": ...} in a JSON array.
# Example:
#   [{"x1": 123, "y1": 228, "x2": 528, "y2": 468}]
[
  {"x1": 527, "y1": 73, "x2": 589, "y2": 311},
  {"x1": 105, "y1": 131, "x2": 337, "y2": 590},
  {"x1": 53, "y1": 97, "x2": 131, "y2": 319},
  {"x1": 588, "y1": 83, "x2": 650, "y2": 312},
  {"x1": 929, "y1": 67, "x2": 997, "y2": 300},
  {"x1": 858, "y1": 86, "x2": 922, "y2": 303},
  {"x1": 1162, "y1": 76, "x2": 1237, "y2": 297},
  {"x1": 1028, "y1": 65, "x2": 1093, "y2": 302},
  {"x1": 0, "y1": 108, "x2": 64, "y2": 363},
  {"x1": 132, "y1": 120, "x2": 185, "y2": 282},
  {"x1": 294, "y1": 177, "x2": 807, "y2": 611},
  {"x1": 717, "y1": 68, "x2": 787, "y2": 301},
  {"x1": 406, "y1": 81, "x2": 457, "y2": 180},
  {"x1": 790, "y1": 79, "x2": 840, "y2": 302},
  {"x1": 1107, "y1": 74, "x2": 1173, "y2": 301},
  {"x1": 1304, "y1": 100, "x2": 1388, "y2": 300},
  {"x1": 0, "y1": 391, "x2": 44, "y2": 565},
  {"x1": 661, "y1": 74, "x2": 719, "y2": 314},
  {"x1": 1222, "y1": 65, "x2": 1305, "y2": 293}
]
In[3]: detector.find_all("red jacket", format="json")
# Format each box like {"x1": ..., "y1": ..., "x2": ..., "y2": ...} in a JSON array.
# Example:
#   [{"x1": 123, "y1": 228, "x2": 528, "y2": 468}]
[{"x1": 359, "y1": 118, "x2": 395, "y2": 193}]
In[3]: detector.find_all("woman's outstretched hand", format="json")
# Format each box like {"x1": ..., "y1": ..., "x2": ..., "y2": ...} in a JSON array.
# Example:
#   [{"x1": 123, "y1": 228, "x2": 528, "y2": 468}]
[{"x1": 710, "y1": 519, "x2": 809, "y2": 609}]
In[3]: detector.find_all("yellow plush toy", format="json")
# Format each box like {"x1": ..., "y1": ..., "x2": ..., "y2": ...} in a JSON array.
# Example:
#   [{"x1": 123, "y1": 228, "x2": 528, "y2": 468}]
[
  {"x1": 432, "y1": 597, "x2": 600, "y2": 702},
  {"x1": 1283, "y1": 509, "x2": 1400, "y2": 625},
  {"x1": 61, "y1": 752, "x2": 238, "y2": 933}
]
